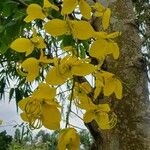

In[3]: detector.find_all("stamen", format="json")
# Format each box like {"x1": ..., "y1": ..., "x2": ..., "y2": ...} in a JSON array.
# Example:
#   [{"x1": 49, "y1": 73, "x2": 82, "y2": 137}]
[{"x1": 25, "y1": 100, "x2": 42, "y2": 117}]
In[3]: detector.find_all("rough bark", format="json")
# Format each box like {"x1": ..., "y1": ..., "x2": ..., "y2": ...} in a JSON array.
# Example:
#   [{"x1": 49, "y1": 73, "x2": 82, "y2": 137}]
[{"x1": 88, "y1": 0, "x2": 150, "y2": 149}]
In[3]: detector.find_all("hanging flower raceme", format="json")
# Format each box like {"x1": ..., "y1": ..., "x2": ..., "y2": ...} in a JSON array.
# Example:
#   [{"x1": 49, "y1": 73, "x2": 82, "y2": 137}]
[
  {"x1": 92, "y1": 2, "x2": 111, "y2": 30},
  {"x1": 58, "y1": 128, "x2": 80, "y2": 150},
  {"x1": 24, "y1": 0, "x2": 59, "y2": 22},
  {"x1": 46, "y1": 55, "x2": 95, "y2": 85},
  {"x1": 10, "y1": 31, "x2": 46, "y2": 56},
  {"x1": 89, "y1": 31, "x2": 121, "y2": 60},
  {"x1": 18, "y1": 83, "x2": 61, "y2": 130},
  {"x1": 73, "y1": 82, "x2": 118, "y2": 129},
  {"x1": 61, "y1": 0, "x2": 91, "y2": 19},
  {"x1": 44, "y1": 18, "x2": 94, "y2": 40}
]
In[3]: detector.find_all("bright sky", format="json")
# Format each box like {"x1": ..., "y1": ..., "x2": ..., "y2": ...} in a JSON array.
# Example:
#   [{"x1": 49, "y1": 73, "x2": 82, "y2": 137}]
[{"x1": 0, "y1": 100, "x2": 22, "y2": 135}]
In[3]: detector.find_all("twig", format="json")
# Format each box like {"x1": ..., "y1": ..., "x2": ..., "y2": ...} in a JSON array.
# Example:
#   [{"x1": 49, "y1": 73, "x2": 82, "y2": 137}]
[
  {"x1": 65, "y1": 79, "x2": 75, "y2": 128},
  {"x1": 70, "y1": 110, "x2": 83, "y2": 121},
  {"x1": 68, "y1": 123, "x2": 83, "y2": 130}
]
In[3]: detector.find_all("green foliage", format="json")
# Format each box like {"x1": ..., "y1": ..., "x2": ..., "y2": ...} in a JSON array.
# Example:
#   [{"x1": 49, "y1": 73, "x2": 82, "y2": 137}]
[
  {"x1": 79, "y1": 129, "x2": 93, "y2": 150},
  {"x1": 8, "y1": 128, "x2": 92, "y2": 150},
  {"x1": 0, "y1": 131, "x2": 12, "y2": 150}
]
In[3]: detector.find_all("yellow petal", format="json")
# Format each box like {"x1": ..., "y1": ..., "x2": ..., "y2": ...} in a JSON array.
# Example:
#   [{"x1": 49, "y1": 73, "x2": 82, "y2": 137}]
[
  {"x1": 46, "y1": 67, "x2": 67, "y2": 85},
  {"x1": 108, "y1": 42, "x2": 120, "y2": 59},
  {"x1": 98, "y1": 104, "x2": 110, "y2": 112},
  {"x1": 44, "y1": 19, "x2": 69, "y2": 37},
  {"x1": 78, "y1": 97, "x2": 96, "y2": 110},
  {"x1": 114, "y1": 79, "x2": 123, "y2": 99},
  {"x1": 80, "y1": 82, "x2": 92, "y2": 94},
  {"x1": 83, "y1": 110, "x2": 95, "y2": 123},
  {"x1": 106, "y1": 32, "x2": 121, "y2": 39},
  {"x1": 72, "y1": 63, "x2": 95, "y2": 76},
  {"x1": 103, "y1": 78, "x2": 115, "y2": 97},
  {"x1": 102, "y1": 8, "x2": 111, "y2": 30},
  {"x1": 10, "y1": 38, "x2": 34, "y2": 56},
  {"x1": 58, "y1": 128, "x2": 80, "y2": 150},
  {"x1": 61, "y1": 0, "x2": 77, "y2": 15},
  {"x1": 94, "y1": 79, "x2": 103, "y2": 99},
  {"x1": 24, "y1": 4, "x2": 45, "y2": 22},
  {"x1": 95, "y1": 112, "x2": 111, "y2": 129},
  {"x1": 42, "y1": 103, "x2": 61, "y2": 130},
  {"x1": 93, "y1": 2, "x2": 105, "y2": 17},
  {"x1": 18, "y1": 97, "x2": 31, "y2": 110},
  {"x1": 101, "y1": 71, "x2": 114, "y2": 79},
  {"x1": 43, "y1": 0, "x2": 59, "y2": 11},
  {"x1": 89, "y1": 39, "x2": 108, "y2": 59},
  {"x1": 32, "y1": 83, "x2": 56, "y2": 100},
  {"x1": 21, "y1": 58, "x2": 39, "y2": 82},
  {"x1": 93, "y1": 31, "x2": 107, "y2": 39},
  {"x1": 70, "y1": 20, "x2": 94, "y2": 40},
  {"x1": 20, "y1": 112, "x2": 29, "y2": 122},
  {"x1": 31, "y1": 36, "x2": 46, "y2": 49},
  {"x1": 79, "y1": 0, "x2": 91, "y2": 19}
]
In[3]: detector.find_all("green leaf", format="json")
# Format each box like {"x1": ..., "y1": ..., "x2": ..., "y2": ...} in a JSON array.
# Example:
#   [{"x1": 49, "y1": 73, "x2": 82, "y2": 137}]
[
  {"x1": 2, "y1": 1, "x2": 17, "y2": 17},
  {"x1": 0, "y1": 77, "x2": 6, "y2": 100},
  {"x1": 9, "y1": 88, "x2": 14, "y2": 102},
  {"x1": 15, "y1": 88, "x2": 23, "y2": 112},
  {"x1": 0, "y1": 25, "x2": 4, "y2": 33},
  {"x1": 60, "y1": 35, "x2": 75, "y2": 47},
  {"x1": 79, "y1": 45, "x2": 86, "y2": 58},
  {"x1": 0, "y1": 42, "x2": 9, "y2": 54},
  {"x1": 82, "y1": 40, "x2": 90, "y2": 51}
]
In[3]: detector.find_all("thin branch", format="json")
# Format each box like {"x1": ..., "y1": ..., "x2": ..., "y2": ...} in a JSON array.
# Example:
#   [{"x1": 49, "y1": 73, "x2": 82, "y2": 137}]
[
  {"x1": 65, "y1": 79, "x2": 75, "y2": 128},
  {"x1": 68, "y1": 123, "x2": 84, "y2": 130},
  {"x1": 70, "y1": 110, "x2": 83, "y2": 121}
]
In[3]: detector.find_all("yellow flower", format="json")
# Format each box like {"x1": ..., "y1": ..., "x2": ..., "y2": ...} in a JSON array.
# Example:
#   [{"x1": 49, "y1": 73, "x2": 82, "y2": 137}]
[
  {"x1": 24, "y1": 0, "x2": 59, "y2": 22},
  {"x1": 94, "y1": 73, "x2": 104, "y2": 99},
  {"x1": 46, "y1": 56, "x2": 95, "y2": 85},
  {"x1": 58, "y1": 128, "x2": 80, "y2": 150},
  {"x1": 73, "y1": 82, "x2": 92, "y2": 107},
  {"x1": 17, "y1": 50, "x2": 56, "y2": 82},
  {"x1": 95, "y1": 71, "x2": 123, "y2": 99},
  {"x1": 93, "y1": 2, "x2": 111, "y2": 30},
  {"x1": 19, "y1": 83, "x2": 61, "y2": 130},
  {"x1": 92, "y1": 2, "x2": 105, "y2": 17},
  {"x1": 20, "y1": 57, "x2": 39, "y2": 82},
  {"x1": 102, "y1": 8, "x2": 111, "y2": 30},
  {"x1": 44, "y1": 19, "x2": 94, "y2": 40},
  {"x1": 102, "y1": 72, "x2": 123, "y2": 99},
  {"x1": 10, "y1": 34, "x2": 46, "y2": 56},
  {"x1": 89, "y1": 32, "x2": 121, "y2": 60},
  {"x1": 61, "y1": 0, "x2": 91, "y2": 19},
  {"x1": 83, "y1": 103, "x2": 116, "y2": 129}
]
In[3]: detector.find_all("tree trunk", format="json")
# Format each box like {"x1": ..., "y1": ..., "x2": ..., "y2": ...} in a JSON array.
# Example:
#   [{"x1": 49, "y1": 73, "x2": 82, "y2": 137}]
[{"x1": 88, "y1": 0, "x2": 150, "y2": 149}]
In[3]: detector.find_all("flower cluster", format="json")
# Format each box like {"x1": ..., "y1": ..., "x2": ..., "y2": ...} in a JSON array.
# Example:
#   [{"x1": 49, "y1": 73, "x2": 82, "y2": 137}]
[{"x1": 10, "y1": 0, "x2": 123, "y2": 149}]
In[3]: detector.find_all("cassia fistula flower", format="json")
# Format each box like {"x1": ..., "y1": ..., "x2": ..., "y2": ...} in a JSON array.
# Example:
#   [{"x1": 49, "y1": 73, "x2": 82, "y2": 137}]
[
  {"x1": 19, "y1": 83, "x2": 61, "y2": 130},
  {"x1": 58, "y1": 128, "x2": 80, "y2": 150},
  {"x1": 61, "y1": 0, "x2": 91, "y2": 19},
  {"x1": 46, "y1": 55, "x2": 95, "y2": 85},
  {"x1": 24, "y1": 0, "x2": 59, "y2": 22},
  {"x1": 44, "y1": 18, "x2": 94, "y2": 40}
]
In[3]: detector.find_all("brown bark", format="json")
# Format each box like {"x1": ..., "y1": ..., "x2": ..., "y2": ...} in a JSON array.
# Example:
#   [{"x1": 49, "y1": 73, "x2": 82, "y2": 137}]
[{"x1": 88, "y1": 0, "x2": 150, "y2": 149}]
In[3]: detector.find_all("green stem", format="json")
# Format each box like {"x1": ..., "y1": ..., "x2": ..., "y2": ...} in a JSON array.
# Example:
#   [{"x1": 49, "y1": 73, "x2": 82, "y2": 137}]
[{"x1": 65, "y1": 79, "x2": 75, "y2": 128}]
